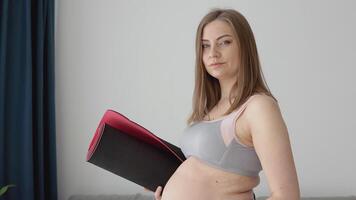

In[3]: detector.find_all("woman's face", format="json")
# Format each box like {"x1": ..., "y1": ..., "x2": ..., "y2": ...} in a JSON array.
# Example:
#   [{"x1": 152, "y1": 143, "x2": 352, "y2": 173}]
[{"x1": 201, "y1": 19, "x2": 240, "y2": 80}]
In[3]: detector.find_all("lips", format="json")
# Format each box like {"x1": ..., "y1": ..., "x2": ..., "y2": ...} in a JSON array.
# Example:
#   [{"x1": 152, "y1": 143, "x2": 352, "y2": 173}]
[{"x1": 209, "y1": 62, "x2": 226, "y2": 67}]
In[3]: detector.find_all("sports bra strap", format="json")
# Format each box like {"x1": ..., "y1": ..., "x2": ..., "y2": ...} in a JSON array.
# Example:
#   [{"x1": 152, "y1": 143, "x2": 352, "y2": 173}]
[{"x1": 233, "y1": 94, "x2": 260, "y2": 121}]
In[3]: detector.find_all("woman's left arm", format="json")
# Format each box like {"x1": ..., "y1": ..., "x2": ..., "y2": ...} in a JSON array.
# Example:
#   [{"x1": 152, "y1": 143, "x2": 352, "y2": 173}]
[{"x1": 246, "y1": 95, "x2": 300, "y2": 200}]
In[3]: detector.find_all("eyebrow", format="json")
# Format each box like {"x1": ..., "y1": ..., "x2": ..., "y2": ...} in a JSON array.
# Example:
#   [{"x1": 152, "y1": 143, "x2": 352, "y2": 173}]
[{"x1": 202, "y1": 34, "x2": 233, "y2": 42}]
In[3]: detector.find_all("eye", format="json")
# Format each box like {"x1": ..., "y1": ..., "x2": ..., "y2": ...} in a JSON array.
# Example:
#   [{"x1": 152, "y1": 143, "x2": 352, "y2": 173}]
[
  {"x1": 219, "y1": 40, "x2": 231, "y2": 46},
  {"x1": 202, "y1": 44, "x2": 210, "y2": 49}
]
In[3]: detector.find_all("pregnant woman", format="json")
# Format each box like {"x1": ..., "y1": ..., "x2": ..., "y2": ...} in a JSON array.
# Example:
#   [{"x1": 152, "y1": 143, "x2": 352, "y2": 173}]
[{"x1": 152, "y1": 8, "x2": 300, "y2": 200}]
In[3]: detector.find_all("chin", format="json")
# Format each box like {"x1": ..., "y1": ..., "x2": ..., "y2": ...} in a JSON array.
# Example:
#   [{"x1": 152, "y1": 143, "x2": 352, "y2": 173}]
[{"x1": 209, "y1": 73, "x2": 223, "y2": 80}]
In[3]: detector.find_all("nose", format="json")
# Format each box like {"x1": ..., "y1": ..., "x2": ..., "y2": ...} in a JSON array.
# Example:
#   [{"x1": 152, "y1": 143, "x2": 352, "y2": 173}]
[{"x1": 208, "y1": 45, "x2": 220, "y2": 59}]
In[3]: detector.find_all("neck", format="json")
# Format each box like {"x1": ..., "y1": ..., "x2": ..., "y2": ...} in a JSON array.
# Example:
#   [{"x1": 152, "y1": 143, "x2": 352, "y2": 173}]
[{"x1": 218, "y1": 77, "x2": 236, "y2": 101}]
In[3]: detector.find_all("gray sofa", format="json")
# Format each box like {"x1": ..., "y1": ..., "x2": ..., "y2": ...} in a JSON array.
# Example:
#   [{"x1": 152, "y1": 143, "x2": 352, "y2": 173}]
[{"x1": 68, "y1": 194, "x2": 356, "y2": 200}]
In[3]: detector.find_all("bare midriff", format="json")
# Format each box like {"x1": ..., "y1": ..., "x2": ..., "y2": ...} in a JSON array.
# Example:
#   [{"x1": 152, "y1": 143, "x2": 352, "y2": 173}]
[{"x1": 161, "y1": 156, "x2": 260, "y2": 200}]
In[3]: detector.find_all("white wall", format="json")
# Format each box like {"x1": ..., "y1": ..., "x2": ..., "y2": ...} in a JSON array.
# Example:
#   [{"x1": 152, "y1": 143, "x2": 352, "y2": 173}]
[{"x1": 55, "y1": 0, "x2": 356, "y2": 199}]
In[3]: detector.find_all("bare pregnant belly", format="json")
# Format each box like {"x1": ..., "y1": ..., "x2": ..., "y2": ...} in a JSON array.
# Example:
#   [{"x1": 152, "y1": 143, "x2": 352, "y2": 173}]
[{"x1": 161, "y1": 156, "x2": 260, "y2": 200}]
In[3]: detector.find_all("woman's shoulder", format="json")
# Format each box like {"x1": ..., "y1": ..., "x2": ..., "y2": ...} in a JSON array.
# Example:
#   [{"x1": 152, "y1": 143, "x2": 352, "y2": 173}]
[
  {"x1": 250, "y1": 93, "x2": 278, "y2": 105},
  {"x1": 245, "y1": 93, "x2": 280, "y2": 121},
  {"x1": 242, "y1": 93, "x2": 284, "y2": 140}
]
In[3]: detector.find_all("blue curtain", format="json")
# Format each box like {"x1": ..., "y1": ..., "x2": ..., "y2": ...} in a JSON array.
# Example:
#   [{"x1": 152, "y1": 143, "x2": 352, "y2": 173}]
[{"x1": 0, "y1": 0, "x2": 57, "y2": 199}]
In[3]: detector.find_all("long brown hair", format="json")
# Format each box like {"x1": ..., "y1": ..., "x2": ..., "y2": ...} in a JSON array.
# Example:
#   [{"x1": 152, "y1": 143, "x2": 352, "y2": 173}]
[{"x1": 186, "y1": 8, "x2": 277, "y2": 126}]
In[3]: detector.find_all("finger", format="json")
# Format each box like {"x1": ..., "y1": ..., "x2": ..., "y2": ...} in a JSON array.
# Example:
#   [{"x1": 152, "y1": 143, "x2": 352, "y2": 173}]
[
  {"x1": 154, "y1": 188, "x2": 162, "y2": 200},
  {"x1": 154, "y1": 186, "x2": 162, "y2": 200}
]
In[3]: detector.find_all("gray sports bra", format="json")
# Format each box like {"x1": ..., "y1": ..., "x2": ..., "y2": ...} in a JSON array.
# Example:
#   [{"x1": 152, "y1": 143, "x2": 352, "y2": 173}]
[{"x1": 179, "y1": 95, "x2": 262, "y2": 177}]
